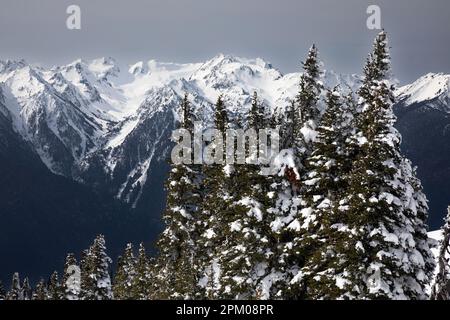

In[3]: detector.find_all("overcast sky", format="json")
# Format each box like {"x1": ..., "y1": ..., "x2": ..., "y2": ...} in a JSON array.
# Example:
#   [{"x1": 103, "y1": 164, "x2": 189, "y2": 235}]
[{"x1": 0, "y1": 0, "x2": 449, "y2": 83}]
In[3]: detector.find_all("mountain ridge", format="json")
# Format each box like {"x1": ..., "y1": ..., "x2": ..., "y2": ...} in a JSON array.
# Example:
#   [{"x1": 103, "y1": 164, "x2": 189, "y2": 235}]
[{"x1": 1, "y1": 55, "x2": 448, "y2": 211}]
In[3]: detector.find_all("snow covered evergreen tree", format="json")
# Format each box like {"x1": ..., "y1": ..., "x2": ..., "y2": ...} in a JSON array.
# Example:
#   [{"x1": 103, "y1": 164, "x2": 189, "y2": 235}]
[
  {"x1": 62, "y1": 253, "x2": 80, "y2": 300},
  {"x1": 113, "y1": 243, "x2": 136, "y2": 300},
  {"x1": 298, "y1": 88, "x2": 357, "y2": 299},
  {"x1": 32, "y1": 279, "x2": 47, "y2": 300},
  {"x1": 90, "y1": 235, "x2": 113, "y2": 300},
  {"x1": 333, "y1": 31, "x2": 435, "y2": 299},
  {"x1": 21, "y1": 277, "x2": 31, "y2": 300},
  {"x1": 131, "y1": 243, "x2": 153, "y2": 299},
  {"x1": 156, "y1": 93, "x2": 202, "y2": 299},
  {"x1": 265, "y1": 123, "x2": 302, "y2": 298},
  {"x1": 6, "y1": 272, "x2": 21, "y2": 300},
  {"x1": 264, "y1": 46, "x2": 324, "y2": 299},
  {"x1": 249, "y1": 91, "x2": 266, "y2": 129},
  {"x1": 80, "y1": 249, "x2": 96, "y2": 300},
  {"x1": 264, "y1": 149, "x2": 303, "y2": 299},
  {"x1": 80, "y1": 235, "x2": 112, "y2": 300},
  {"x1": 47, "y1": 271, "x2": 63, "y2": 300},
  {"x1": 431, "y1": 206, "x2": 450, "y2": 300},
  {"x1": 213, "y1": 93, "x2": 274, "y2": 299},
  {"x1": 278, "y1": 101, "x2": 295, "y2": 150},
  {"x1": 197, "y1": 95, "x2": 233, "y2": 298},
  {"x1": 214, "y1": 94, "x2": 229, "y2": 133},
  {"x1": 293, "y1": 44, "x2": 323, "y2": 164},
  {"x1": 0, "y1": 281, "x2": 5, "y2": 300}
]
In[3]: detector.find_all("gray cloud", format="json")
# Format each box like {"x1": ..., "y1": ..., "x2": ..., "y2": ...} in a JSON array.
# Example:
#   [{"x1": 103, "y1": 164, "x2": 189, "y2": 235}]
[{"x1": 0, "y1": 0, "x2": 449, "y2": 82}]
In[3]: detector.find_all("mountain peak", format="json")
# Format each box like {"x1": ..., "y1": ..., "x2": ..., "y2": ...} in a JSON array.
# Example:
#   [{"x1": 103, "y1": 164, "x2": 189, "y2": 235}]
[
  {"x1": 396, "y1": 72, "x2": 450, "y2": 105},
  {"x1": 201, "y1": 53, "x2": 275, "y2": 71},
  {"x1": 88, "y1": 57, "x2": 120, "y2": 79},
  {"x1": 0, "y1": 59, "x2": 28, "y2": 75},
  {"x1": 128, "y1": 61, "x2": 148, "y2": 76},
  {"x1": 57, "y1": 57, "x2": 120, "y2": 81}
]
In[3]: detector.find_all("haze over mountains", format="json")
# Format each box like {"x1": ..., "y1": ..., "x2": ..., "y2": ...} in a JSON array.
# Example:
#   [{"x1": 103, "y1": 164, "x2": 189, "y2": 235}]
[{"x1": 1, "y1": 54, "x2": 449, "y2": 281}]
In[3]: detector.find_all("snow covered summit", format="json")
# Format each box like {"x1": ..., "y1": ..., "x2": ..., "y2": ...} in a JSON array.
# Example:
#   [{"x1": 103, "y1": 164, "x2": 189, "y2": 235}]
[{"x1": 396, "y1": 73, "x2": 450, "y2": 111}]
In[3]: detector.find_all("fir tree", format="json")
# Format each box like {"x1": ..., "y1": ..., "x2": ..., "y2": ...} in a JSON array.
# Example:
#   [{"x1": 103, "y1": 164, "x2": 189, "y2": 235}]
[
  {"x1": 263, "y1": 46, "x2": 325, "y2": 299},
  {"x1": 6, "y1": 272, "x2": 21, "y2": 300},
  {"x1": 0, "y1": 281, "x2": 5, "y2": 300},
  {"x1": 32, "y1": 279, "x2": 47, "y2": 300},
  {"x1": 156, "y1": 93, "x2": 202, "y2": 299},
  {"x1": 293, "y1": 44, "x2": 323, "y2": 163},
  {"x1": 62, "y1": 253, "x2": 80, "y2": 300},
  {"x1": 215, "y1": 94, "x2": 273, "y2": 299},
  {"x1": 299, "y1": 88, "x2": 359, "y2": 298},
  {"x1": 131, "y1": 243, "x2": 152, "y2": 299},
  {"x1": 431, "y1": 206, "x2": 450, "y2": 300},
  {"x1": 80, "y1": 235, "x2": 112, "y2": 300},
  {"x1": 80, "y1": 249, "x2": 96, "y2": 300},
  {"x1": 91, "y1": 235, "x2": 113, "y2": 300},
  {"x1": 47, "y1": 271, "x2": 63, "y2": 300},
  {"x1": 249, "y1": 91, "x2": 265, "y2": 129},
  {"x1": 214, "y1": 95, "x2": 228, "y2": 132},
  {"x1": 197, "y1": 95, "x2": 232, "y2": 298},
  {"x1": 21, "y1": 277, "x2": 31, "y2": 300},
  {"x1": 336, "y1": 31, "x2": 435, "y2": 299},
  {"x1": 279, "y1": 101, "x2": 295, "y2": 150},
  {"x1": 113, "y1": 243, "x2": 136, "y2": 300}
]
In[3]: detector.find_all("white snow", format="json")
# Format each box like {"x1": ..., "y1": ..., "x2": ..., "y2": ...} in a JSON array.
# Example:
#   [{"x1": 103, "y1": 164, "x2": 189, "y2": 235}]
[
  {"x1": 396, "y1": 73, "x2": 450, "y2": 106},
  {"x1": 300, "y1": 123, "x2": 318, "y2": 143},
  {"x1": 223, "y1": 164, "x2": 235, "y2": 177},
  {"x1": 204, "y1": 229, "x2": 216, "y2": 239},
  {"x1": 237, "y1": 197, "x2": 263, "y2": 222},
  {"x1": 230, "y1": 221, "x2": 243, "y2": 232},
  {"x1": 271, "y1": 149, "x2": 300, "y2": 178},
  {"x1": 428, "y1": 230, "x2": 443, "y2": 259},
  {"x1": 335, "y1": 276, "x2": 350, "y2": 290}
]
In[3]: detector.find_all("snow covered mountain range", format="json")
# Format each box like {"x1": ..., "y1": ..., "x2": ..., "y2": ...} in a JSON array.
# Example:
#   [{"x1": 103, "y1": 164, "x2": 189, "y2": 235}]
[
  {"x1": 1, "y1": 54, "x2": 449, "y2": 218},
  {"x1": 0, "y1": 54, "x2": 360, "y2": 209},
  {"x1": 394, "y1": 73, "x2": 450, "y2": 230},
  {"x1": 1, "y1": 53, "x2": 450, "y2": 281},
  {"x1": 396, "y1": 73, "x2": 450, "y2": 109}
]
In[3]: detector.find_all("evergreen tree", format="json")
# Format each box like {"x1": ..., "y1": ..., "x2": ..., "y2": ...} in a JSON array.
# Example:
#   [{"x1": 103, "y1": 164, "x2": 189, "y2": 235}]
[
  {"x1": 293, "y1": 44, "x2": 323, "y2": 164},
  {"x1": 80, "y1": 249, "x2": 96, "y2": 300},
  {"x1": 214, "y1": 94, "x2": 273, "y2": 299},
  {"x1": 335, "y1": 31, "x2": 434, "y2": 299},
  {"x1": 431, "y1": 206, "x2": 450, "y2": 300},
  {"x1": 156, "y1": 93, "x2": 202, "y2": 299},
  {"x1": 265, "y1": 147, "x2": 303, "y2": 299},
  {"x1": 262, "y1": 46, "x2": 325, "y2": 299},
  {"x1": 279, "y1": 101, "x2": 295, "y2": 150},
  {"x1": 113, "y1": 243, "x2": 136, "y2": 300},
  {"x1": 47, "y1": 271, "x2": 63, "y2": 300},
  {"x1": 249, "y1": 91, "x2": 265, "y2": 129},
  {"x1": 131, "y1": 243, "x2": 152, "y2": 299},
  {"x1": 299, "y1": 88, "x2": 358, "y2": 298},
  {"x1": 0, "y1": 281, "x2": 5, "y2": 300},
  {"x1": 263, "y1": 47, "x2": 323, "y2": 299},
  {"x1": 62, "y1": 253, "x2": 80, "y2": 300},
  {"x1": 21, "y1": 277, "x2": 31, "y2": 300},
  {"x1": 197, "y1": 95, "x2": 233, "y2": 298},
  {"x1": 6, "y1": 272, "x2": 21, "y2": 300},
  {"x1": 91, "y1": 235, "x2": 113, "y2": 300},
  {"x1": 32, "y1": 279, "x2": 47, "y2": 300},
  {"x1": 214, "y1": 95, "x2": 228, "y2": 132},
  {"x1": 80, "y1": 235, "x2": 112, "y2": 300}
]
